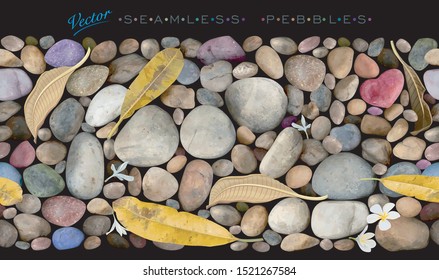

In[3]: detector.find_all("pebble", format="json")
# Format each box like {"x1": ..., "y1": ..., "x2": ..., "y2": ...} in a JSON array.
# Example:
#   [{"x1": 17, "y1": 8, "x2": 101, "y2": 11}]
[
  {"x1": 38, "y1": 128, "x2": 52, "y2": 142},
  {"x1": 90, "y1": 40, "x2": 117, "y2": 63},
  {"x1": 45, "y1": 39, "x2": 84, "y2": 67},
  {"x1": 301, "y1": 102, "x2": 320, "y2": 120},
  {"x1": 254, "y1": 132, "x2": 275, "y2": 151},
  {"x1": 396, "y1": 38, "x2": 411, "y2": 53},
  {"x1": 229, "y1": 225, "x2": 241, "y2": 235},
  {"x1": 52, "y1": 227, "x2": 84, "y2": 250},
  {"x1": 103, "y1": 182, "x2": 126, "y2": 199},
  {"x1": 232, "y1": 62, "x2": 258, "y2": 80},
  {"x1": 396, "y1": 197, "x2": 422, "y2": 218},
  {"x1": 140, "y1": 38, "x2": 160, "y2": 59},
  {"x1": 0, "y1": 126, "x2": 12, "y2": 141},
  {"x1": 425, "y1": 127, "x2": 439, "y2": 142},
  {"x1": 362, "y1": 138, "x2": 392, "y2": 165},
  {"x1": 322, "y1": 136, "x2": 343, "y2": 155},
  {"x1": 270, "y1": 37, "x2": 297, "y2": 55},
  {"x1": 425, "y1": 143, "x2": 439, "y2": 161},
  {"x1": 119, "y1": 38, "x2": 139, "y2": 54},
  {"x1": 161, "y1": 85, "x2": 195, "y2": 109},
  {"x1": 372, "y1": 163, "x2": 388, "y2": 176},
  {"x1": 377, "y1": 48, "x2": 398, "y2": 68},
  {"x1": 384, "y1": 104, "x2": 404, "y2": 121},
  {"x1": 197, "y1": 36, "x2": 245, "y2": 65},
  {"x1": 338, "y1": 37, "x2": 350, "y2": 47},
  {"x1": 178, "y1": 160, "x2": 213, "y2": 212},
  {"x1": 379, "y1": 162, "x2": 421, "y2": 197},
  {"x1": 311, "y1": 201, "x2": 368, "y2": 239},
  {"x1": 0, "y1": 69, "x2": 32, "y2": 101},
  {"x1": 230, "y1": 241, "x2": 248, "y2": 251},
  {"x1": 284, "y1": 55, "x2": 326, "y2": 92},
  {"x1": 253, "y1": 148, "x2": 267, "y2": 162},
  {"x1": 210, "y1": 205, "x2": 241, "y2": 226},
  {"x1": 2, "y1": 208, "x2": 17, "y2": 219},
  {"x1": 252, "y1": 241, "x2": 270, "y2": 253},
  {"x1": 31, "y1": 237, "x2": 51, "y2": 251},
  {"x1": 96, "y1": 123, "x2": 117, "y2": 139},
  {"x1": 425, "y1": 93, "x2": 437, "y2": 104},
  {"x1": 236, "y1": 126, "x2": 256, "y2": 145},
  {"x1": 301, "y1": 139, "x2": 328, "y2": 166},
  {"x1": 83, "y1": 215, "x2": 111, "y2": 236},
  {"x1": 180, "y1": 38, "x2": 201, "y2": 58},
  {"x1": 403, "y1": 109, "x2": 418, "y2": 122},
  {"x1": 334, "y1": 75, "x2": 360, "y2": 103},
  {"x1": 310, "y1": 85, "x2": 331, "y2": 112},
  {"x1": 115, "y1": 105, "x2": 179, "y2": 167},
  {"x1": 330, "y1": 124, "x2": 361, "y2": 152},
  {"x1": 0, "y1": 162, "x2": 22, "y2": 185},
  {"x1": 434, "y1": 104, "x2": 439, "y2": 121},
  {"x1": 352, "y1": 38, "x2": 369, "y2": 52},
  {"x1": 1, "y1": 35, "x2": 24, "y2": 52},
  {"x1": 42, "y1": 196, "x2": 85, "y2": 226},
  {"x1": 181, "y1": 105, "x2": 235, "y2": 159},
  {"x1": 329, "y1": 100, "x2": 345, "y2": 125},
  {"x1": 0, "y1": 101, "x2": 20, "y2": 123},
  {"x1": 417, "y1": 159, "x2": 431, "y2": 170},
  {"x1": 84, "y1": 236, "x2": 101, "y2": 250},
  {"x1": 200, "y1": 60, "x2": 233, "y2": 92},
  {"x1": 393, "y1": 137, "x2": 426, "y2": 160},
  {"x1": 196, "y1": 88, "x2": 224, "y2": 107},
  {"x1": 312, "y1": 47, "x2": 329, "y2": 58},
  {"x1": 54, "y1": 161, "x2": 66, "y2": 174},
  {"x1": 425, "y1": 49, "x2": 439, "y2": 66},
  {"x1": 298, "y1": 36, "x2": 320, "y2": 53},
  {"x1": 212, "y1": 159, "x2": 234, "y2": 177},
  {"x1": 9, "y1": 141, "x2": 35, "y2": 168},
  {"x1": 367, "y1": 37, "x2": 385, "y2": 57},
  {"x1": 0, "y1": 142, "x2": 10, "y2": 159},
  {"x1": 268, "y1": 198, "x2": 310, "y2": 235},
  {"x1": 310, "y1": 116, "x2": 330, "y2": 141},
  {"x1": 327, "y1": 47, "x2": 354, "y2": 79},
  {"x1": 431, "y1": 221, "x2": 439, "y2": 245},
  {"x1": 286, "y1": 165, "x2": 312, "y2": 189},
  {"x1": 241, "y1": 205, "x2": 268, "y2": 237},
  {"x1": 368, "y1": 194, "x2": 390, "y2": 209},
  {"x1": 39, "y1": 35, "x2": 55, "y2": 49},
  {"x1": 255, "y1": 45, "x2": 283, "y2": 79},
  {"x1": 20, "y1": 45, "x2": 46, "y2": 74},
  {"x1": 281, "y1": 233, "x2": 319, "y2": 252},
  {"x1": 66, "y1": 65, "x2": 109, "y2": 97},
  {"x1": 286, "y1": 85, "x2": 304, "y2": 116},
  {"x1": 129, "y1": 233, "x2": 147, "y2": 249},
  {"x1": 420, "y1": 203, "x2": 439, "y2": 221},
  {"x1": 242, "y1": 36, "x2": 262, "y2": 52},
  {"x1": 108, "y1": 54, "x2": 147, "y2": 84},
  {"x1": 13, "y1": 214, "x2": 51, "y2": 242},
  {"x1": 386, "y1": 118, "x2": 409, "y2": 143},
  {"x1": 142, "y1": 167, "x2": 178, "y2": 202},
  {"x1": 423, "y1": 162, "x2": 439, "y2": 176},
  {"x1": 81, "y1": 37, "x2": 96, "y2": 50},
  {"x1": 79, "y1": 96, "x2": 92, "y2": 107},
  {"x1": 313, "y1": 153, "x2": 375, "y2": 199},
  {"x1": 197, "y1": 209, "x2": 210, "y2": 218},
  {"x1": 23, "y1": 163, "x2": 65, "y2": 197},
  {"x1": 86, "y1": 84, "x2": 127, "y2": 127},
  {"x1": 323, "y1": 37, "x2": 337, "y2": 49},
  {"x1": 16, "y1": 194, "x2": 41, "y2": 214},
  {"x1": 166, "y1": 155, "x2": 187, "y2": 174},
  {"x1": 0, "y1": 49, "x2": 23, "y2": 67},
  {"x1": 0, "y1": 205, "x2": 4, "y2": 218},
  {"x1": 103, "y1": 139, "x2": 115, "y2": 160},
  {"x1": 6, "y1": 116, "x2": 31, "y2": 140},
  {"x1": 361, "y1": 69, "x2": 404, "y2": 108},
  {"x1": 375, "y1": 216, "x2": 429, "y2": 251},
  {"x1": 347, "y1": 99, "x2": 366, "y2": 116},
  {"x1": 262, "y1": 230, "x2": 282, "y2": 246},
  {"x1": 354, "y1": 53, "x2": 379, "y2": 78},
  {"x1": 320, "y1": 239, "x2": 334, "y2": 251},
  {"x1": 361, "y1": 115, "x2": 392, "y2": 136},
  {"x1": 25, "y1": 36, "x2": 38, "y2": 46},
  {"x1": 123, "y1": 168, "x2": 140, "y2": 197},
  {"x1": 36, "y1": 141, "x2": 67, "y2": 165},
  {"x1": 324, "y1": 73, "x2": 336, "y2": 90},
  {"x1": 15, "y1": 241, "x2": 30, "y2": 250},
  {"x1": 334, "y1": 239, "x2": 355, "y2": 251},
  {"x1": 177, "y1": 59, "x2": 200, "y2": 85},
  {"x1": 107, "y1": 233, "x2": 130, "y2": 249},
  {"x1": 161, "y1": 36, "x2": 180, "y2": 48},
  {"x1": 87, "y1": 198, "x2": 113, "y2": 215},
  {"x1": 231, "y1": 145, "x2": 257, "y2": 174},
  {"x1": 409, "y1": 38, "x2": 438, "y2": 71},
  {"x1": 50, "y1": 98, "x2": 84, "y2": 142}
]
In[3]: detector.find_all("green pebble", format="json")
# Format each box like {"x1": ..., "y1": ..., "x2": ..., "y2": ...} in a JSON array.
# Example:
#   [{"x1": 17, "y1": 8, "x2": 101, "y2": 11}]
[
  {"x1": 338, "y1": 37, "x2": 350, "y2": 47},
  {"x1": 236, "y1": 202, "x2": 249, "y2": 212},
  {"x1": 25, "y1": 36, "x2": 38, "y2": 46},
  {"x1": 82, "y1": 37, "x2": 96, "y2": 50}
]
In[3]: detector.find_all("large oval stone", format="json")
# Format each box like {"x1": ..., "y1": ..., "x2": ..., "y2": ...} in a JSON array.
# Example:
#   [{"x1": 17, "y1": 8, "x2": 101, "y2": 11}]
[
  {"x1": 66, "y1": 65, "x2": 109, "y2": 97},
  {"x1": 85, "y1": 85, "x2": 126, "y2": 127},
  {"x1": 114, "y1": 105, "x2": 179, "y2": 167},
  {"x1": 13, "y1": 213, "x2": 51, "y2": 242},
  {"x1": 44, "y1": 39, "x2": 85, "y2": 67},
  {"x1": 52, "y1": 227, "x2": 84, "y2": 250},
  {"x1": 0, "y1": 69, "x2": 32, "y2": 101},
  {"x1": 49, "y1": 98, "x2": 84, "y2": 142},
  {"x1": 42, "y1": 196, "x2": 86, "y2": 226},
  {"x1": 66, "y1": 133, "x2": 104, "y2": 200},
  {"x1": 23, "y1": 164, "x2": 65, "y2": 197}
]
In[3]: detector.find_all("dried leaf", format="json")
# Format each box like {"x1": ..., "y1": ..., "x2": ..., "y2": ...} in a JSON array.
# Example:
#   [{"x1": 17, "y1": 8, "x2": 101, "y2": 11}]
[
  {"x1": 113, "y1": 196, "x2": 240, "y2": 246},
  {"x1": 390, "y1": 40, "x2": 432, "y2": 135},
  {"x1": 207, "y1": 174, "x2": 327, "y2": 208},
  {"x1": 361, "y1": 175, "x2": 439, "y2": 203},
  {"x1": 107, "y1": 48, "x2": 184, "y2": 139},
  {"x1": 24, "y1": 48, "x2": 91, "y2": 143},
  {"x1": 0, "y1": 177, "x2": 23, "y2": 206}
]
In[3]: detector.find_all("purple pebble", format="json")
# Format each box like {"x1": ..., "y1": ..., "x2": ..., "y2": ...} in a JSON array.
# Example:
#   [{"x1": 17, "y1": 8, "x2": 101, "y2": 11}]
[{"x1": 44, "y1": 39, "x2": 85, "y2": 67}]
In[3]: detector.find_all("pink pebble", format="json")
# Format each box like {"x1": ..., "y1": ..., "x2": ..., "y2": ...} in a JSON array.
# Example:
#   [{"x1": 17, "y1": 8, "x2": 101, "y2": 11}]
[
  {"x1": 416, "y1": 159, "x2": 432, "y2": 170},
  {"x1": 197, "y1": 36, "x2": 245, "y2": 65},
  {"x1": 0, "y1": 142, "x2": 11, "y2": 159},
  {"x1": 367, "y1": 106, "x2": 383, "y2": 115},
  {"x1": 425, "y1": 143, "x2": 439, "y2": 161},
  {"x1": 9, "y1": 141, "x2": 35, "y2": 168},
  {"x1": 31, "y1": 237, "x2": 51, "y2": 251},
  {"x1": 360, "y1": 69, "x2": 404, "y2": 108},
  {"x1": 298, "y1": 36, "x2": 321, "y2": 53},
  {"x1": 282, "y1": 116, "x2": 298, "y2": 128},
  {"x1": 424, "y1": 93, "x2": 437, "y2": 105}
]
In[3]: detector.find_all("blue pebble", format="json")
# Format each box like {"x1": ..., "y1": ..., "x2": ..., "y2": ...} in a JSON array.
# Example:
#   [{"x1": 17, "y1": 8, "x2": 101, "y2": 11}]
[
  {"x1": 423, "y1": 162, "x2": 439, "y2": 176},
  {"x1": 177, "y1": 59, "x2": 200, "y2": 85},
  {"x1": 0, "y1": 162, "x2": 22, "y2": 185},
  {"x1": 379, "y1": 162, "x2": 420, "y2": 197},
  {"x1": 52, "y1": 227, "x2": 84, "y2": 250}
]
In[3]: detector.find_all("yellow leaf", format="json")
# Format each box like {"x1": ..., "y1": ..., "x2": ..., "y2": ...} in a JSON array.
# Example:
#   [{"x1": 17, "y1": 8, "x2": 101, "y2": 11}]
[
  {"x1": 107, "y1": 48, "x2": 184, "y2": 139},
  {"x1": 24, "y1": 48, "x2": 91, "y2": 143},
  {"x1": 113, "y1": 196, "x2": 239, "y2": 247},
  {"x1": 207, "y1": 174, "x2": 327, "y2": 209},
  {"x1": 0, "y1": 177, "x2": 23, "y2": 206},
  {"x1": 390, "y1": 41, "x2": 432, "y2": 135},
  {"x1": 361, "y1": 175, "x2": 439, "y2": 203}
]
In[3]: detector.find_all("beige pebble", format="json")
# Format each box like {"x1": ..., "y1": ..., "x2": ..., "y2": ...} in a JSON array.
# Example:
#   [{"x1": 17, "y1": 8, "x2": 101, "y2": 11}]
[
  {"x1": 96, "y1": 122, "x2": 117, "y2": 139},
  {"x1": 84, "y1": 236, "x2": 101, "y2": 250},
  {"x1": 286, "y1": 165, "x2": 312, "y2": 189},
  {"x1": 166, "y1": 155, "x2": 187, "y2": 174},
  {"x1": 334, "y1": 239, "x2": 355, "y2": 251},
  {"x1": 237, "y1": 126, "x2": 256, "y2": 145},
  {"x1": 396, "y1": 197, "x2": 422, "y2": 218},
  {"x1": 212, "y1": 159, "x2": 234, "y2": 177},
  {"x1": 323, "y1": 37, "x2": 337, "y2": 50},
  {"x1": 322, "y1": 136, "x2": 343, "y2": 155},
  {"x1": 301, "y1": 102, "x2": 319, "y2": 120},
  {"x1": 87, "y1": 198, "x2": 113, "y2": 215},
  {"x1": 372, "y1": 163, "x2": 388, "y2": 175},
  {"x1": 173, "y1": 108, "x2": 184, "y2": 125},
  {"x1": 396, "y1": 38, "x2": 411, "y2": 53},
  {"x1": 311, "y1": 116, "x2": 331, "y2": 141},
  {"x1": 2, "y1": 207, "x2": 17, "y2": 219},
  {"x1": 231, "y1": 144, "x2": 257, "y2": 174},
  {"x1": 324, "y1": 73, "x2": 336, "y2": 90},
  {"x1": 20, "y1": 45, "x2": 46, "y2": 74},
  {"x1": 241, "y1": 205, "x2": 268, "y2": 237},
  {"x1": 242, "y1": 36, "x2": 262, "y2": 52},
  {"x1": 425, "y1": 48, "x2": 439, "y2": 66},
  {"x1": 329, "y1": 100, "x2": 345, "y2": 125},
  {"x1": 255, "y1": 131, "x2": 276, "y2": 150},
  {"x1": 127, "y1": 167, "x2": 142, "y2": 196},
  {"x1": 320, "y1": 238, "x2": 333, "y2": 251},
  {"x1": 119, "y1": 38, "x2": 139, "y2": 55},
  {"x1": 313, "y1": 47, "x2": 329, "y2": 58},
  {"x1": 360, "y1": 115, "x2": 391, "y2": 136},
  {"x1": 103, "y1": 182, "x2": 126, "y2": 199},
  {"x1": 403, "y1": 109, "x2": 418, "y2": 122},
  {"x1": 425, "y1": 127, "x2": 439, "y2": 142},
  {"x1": 400, "y1": 90, "x2": 410, "y2": 107},
  {"x1": 103, "y1": 139, "x2": 115, "y2": 160},
  {"x1": 368, "y1": 194, "x2": 390, "y2": 208},
  {"x1": 37, "y1": 128, "x2": 52, "y2": 142},
  {"x1": 393, "y1": 137, "x2": 426, "y2": 161},
  {"x1": 386, "y1": 118, "x2": 408, "y2": 143},
  {"x1": 384, "y1": 104, "x2": 404, "y2": 121},
  {"x1": 280, "y1": 233, "x2": 319, "y2": 252},
  {"x1": 347, "y1": 99, "x2": 366, "y2": 116},
  {"x1": 255, "y1": 45, "x2": 283, "y2": 79}
]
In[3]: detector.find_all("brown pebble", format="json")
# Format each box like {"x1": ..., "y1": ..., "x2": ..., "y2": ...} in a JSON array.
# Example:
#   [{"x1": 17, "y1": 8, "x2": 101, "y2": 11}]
[
  {"x1": 403, "y1": 109, "x2": 418, "y2": 122},
  {"x1": 242, "y1": 36, "x2": 262, "y2": 52},
  {"x1": 322, "y1": 136, "x2": 342, "y2": 155},
  {"x1": 166, "y1": 155, "x2": 187, "y2": 174},
  {"x1": 400, "y1": 90, "x2": 410, "y2": 106},
  {"x1": 127, "y1": 167, "x2": 142, "y2": 196},
  {"x1": 31, "y1": 237, "x2": 51, "y2": 251},
  {"x1": 396, "y1": 197, "x2": 422, "y2": 218},
  {"x1": 175, "y1": 147, "x2": 186, "y2": 156},
  {"x1": 320, "y1": 238, "x2": 333, "y2": 251},
  {"x1": 384, "y1": 104, "x2": 404, "y2": 121},
  {"x1": 96, "y1": 122, "x2": 117, "y2": 139},
  {"x1": 84, "y1": 236, "x2": 101, "y2": 250},
  {"x1": 334, "y1": 239, "x2": 355, "y2": 251},
  {"x1": 286, "y1": 165, "x2": 312, "y2": 189},
  {"x1": 237, "y1": 126, "x2": 256, "y2": 145},
  {"x1": 253, "y1": 148, "x2": 267, "y2": 161},
  {"x1": 360, "y1": 115, "x2": 391, "y2": 136},
  {"x1": 129, "y1": 233, "x2": 147, "y2": 249},
  {"x1": 107, "y1": 233, "x2": 130, "y2": 249},
  {"x1": 231, "y1": 145, "x2": 257, "y2": 174},
  {"x1": 252, "y1": 241, "x2": 270, "y2": 253},
  {"x1": 386, "y1": 118, "x2": 409, "y2": 143},
  {"x1": 301, "y1": 102, "x2": 320, "y2": 120},
  {"x1": 347, "y1": 99, "x2": 366, "y2": 116},
  {"x1": 241, "y1": 205, "x2": 268, "y2": 237}
]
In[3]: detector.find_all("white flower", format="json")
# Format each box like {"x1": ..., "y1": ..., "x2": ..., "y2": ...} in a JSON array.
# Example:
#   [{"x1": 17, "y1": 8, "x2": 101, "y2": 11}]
[
  {"x1": 291, "y1": 115, "x2": 311, "y2": 139},
  {"x1": 350, "y1": 225, "x2": 376, "y2": 253},
  {"x1": 107, "y1": 214, "x2": 127, "y2": 236},
  {"x1": 367, "y1": 202, "x2": 400, "y2": 231},
  {"x1": 105, "y1": 161, "x2": 134, "y2": 182}
]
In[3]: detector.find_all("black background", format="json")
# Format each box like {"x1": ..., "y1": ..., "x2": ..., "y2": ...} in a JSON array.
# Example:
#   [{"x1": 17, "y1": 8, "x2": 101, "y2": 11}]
[{"x1": 1, "y1": 0, "x2": 438, "y2": 260}]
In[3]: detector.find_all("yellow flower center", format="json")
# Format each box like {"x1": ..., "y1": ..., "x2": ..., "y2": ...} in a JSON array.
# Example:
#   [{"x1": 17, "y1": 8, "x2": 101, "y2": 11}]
[{"x1": 380, "y1": 213, "x2": 388, "y2": 221}]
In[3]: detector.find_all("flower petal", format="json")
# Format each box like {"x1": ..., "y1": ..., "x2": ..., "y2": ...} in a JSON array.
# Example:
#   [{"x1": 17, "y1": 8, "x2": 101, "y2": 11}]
[
  {"x1": 359, "y1": 225, "x2": 368, "y2": 236},
  {"x1": 357, "y1": 241, "x2": 372, "y2": 253},
  {"x1": 386, "y1": 211, "x2": 400, "y2": 220},
  {"x1": 117, "y1": 161, "x2": 129, "y2": 173},
  {"x1": 111, "y1": 164, "x2": 117, "y2": 173},
  {"x1": 383, "y1": 202, "x2": 395, "y2": 213},
  {"x1": 378, "y1": 219, "x2": 391, "y2": 231},
  {"x1": 370, "y1": 204, "x2": 383, "y2": 215},
  {"x1": 367, "y1": 213, "x2": 381, "y2": 224},
  {"x1": 362, "y1": 232, "x2": 375, "y2": 240},
  {"x1": 365, "y1": 239, "x2": 376, "y2": 249},
  {"x1": 291, "y1": 123, "x2": 302, "y2": 129},
  {"x1": 301, "y1": 115, "x2": 306, "y2": 127}
]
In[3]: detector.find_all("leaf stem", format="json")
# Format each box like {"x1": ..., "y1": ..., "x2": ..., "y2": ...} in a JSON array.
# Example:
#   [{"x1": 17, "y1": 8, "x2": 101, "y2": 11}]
[
  {"x1": 237, "y1": 238, "x2": 264, "y2": 243},
  {"x1": 360, "y1": 178, "x2": 381, "y2": 182}
]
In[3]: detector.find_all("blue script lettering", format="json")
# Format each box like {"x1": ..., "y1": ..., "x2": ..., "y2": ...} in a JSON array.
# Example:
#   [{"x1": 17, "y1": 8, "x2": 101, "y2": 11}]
[{"x1": 68, "y1": 10, "x2": 112, "y2": 36}]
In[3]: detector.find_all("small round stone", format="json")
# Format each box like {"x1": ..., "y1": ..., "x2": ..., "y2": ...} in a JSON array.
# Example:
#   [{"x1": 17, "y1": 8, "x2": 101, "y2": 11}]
[
  {"x1": 84, "y1": 236, "x2": 101, "y2": 250},
  {"x1": 103, "y1": 182, "x2": 126, "y2": 199},
  {"x1": 241, "y1": 205, "x2": 268, "y2": 237},
  {"x1": 352, "y1": 38, "x2": 369, "y2": 52},
  {"x1": 81, "y1": 123, "x2": 95, "y2": 133},
  {"x1": 229, "y1": 225, "x2": 242, "y2": 235},
  {"x1": 129, "y1": 233, "x2": 147, "y2": 249},
  {"x1": 166, "y1": 155, "x2": 187, "y2": 174},
  {"x1": 143, "y1": 167, "x2": 178, "y2": 202},
  {"x1": 31, "y1": 237, "x2": 51, "y2": 251},
  {"x1": 82, "y1": 37, "x2": 96, "y2": 50},
  {"x1": 16, "y1": 194, "x2": 41, "y2": 214},
  {"x1": 286, "y1": 165, "x2": 312, "y2": 189},
  {"x1": 322, "y1": 136, "x2": 343, "y2": 155},
  {"x1": 236, "y1": 202, "x2": 249, "y2": 213},
  {"x1": 403, "y1": 109, "x2": 418, "y2": 122},
  {"x1": 55, "y1": 161, "x2": 66, "y2": 174},
  {"x1": 161, "y1": 37, "x2": 180, "y2": 48},
  {"x1": 0, "y1": 142, "x2": 10, "y2": 160},
  {"x1": 231, "y1": 144, "x2": 257, "y2": 174},
  {"x1": 197, "y1": 209, "x2": 210, "y2": 219},
  {"x1": 37, "y1": 128, "x2": 52, "y2": 141},
  {"x1": 400, "y1": 90, "x2": 410, "y2": 106},
  {"x1": 323, "y1": 37, "x2": 337, "y2": 50},
  {"x1": 2, "y1": 208, "x2": 17, "y2": 219},
  {"x1": 212, "y1": 159, "x2": 234, "y2": 177},
  {"x1": 230, "y1": 241, "x2": 248, "y2": 251},
  {"x1": 417, "y1": 159, "x2": 432, "y2": 170},
  {"x1": 347, "y1": 99, "x2": 367, "y2": 116},
  {"x1": 334, "y1": 239, "x2": 355, "y2": 251},
  {"x1": 36, "y1": 141, "x2": 67, "y2": 165},
  {"x1": 372, "y1": 163, "x2": 388, "y2": 175},
  {"x1": 368, "y1": 106, "x2": 383, "y2": 116},
  {"x1": 210, "y1": 205, "x2": 241, "y2": 226},
  {"x1": 396, "y1": 197, "x2": 422, "y2": 218},
  {"x1": 311, "y1": 116, "x2": 331, "y2": 141},
  {"x1": 384, "y1": 104, "x2": 404, "y2": 121},
  {"x1": 338, "y1": 37, "x2": 350, "y2": 47},
  {"x1": 119, "y1": 38, "x2": 139, "y2": 55},
  {"x1": 173, "y1": 108, "x2": 184, "y2": 125},
  {"x1": 165, "y1": 199, "x2": 180, "y2": 210},
  {"x1": 367, "y1": 194, "x2": 390, "y2": 208},
  {"x1": 253, "y1": 148, "x2": 267, "y2": 162},
  {"x1": 87, "y1": 198, "x2": 113, "y2": 215},
  {"x1": 39, "y1": 35, "x2": 55, "y2": 49},
  {"x1": 252, "y1": 241, "x2": 270, "y2": 253},
  {"x1": 242, "y1": 36, "x2": 262, "y2": 52},
  {"x1": 83, "y1": 215, "x2": 111, "y2": 236},
  {"x1": 263, "y1": 229, "x2": 282, "y2": 246},
  {"x1": 396, "y1": 38, "x2": 411, "y2": 53},
  {"x1": 25, "y1": 36, "x2": 38, "y2": 46},
  {"x1": 107, "y1": 233, "x2": 129, "y2": 249},
  {"x1": 320, "y1": 238, "x2": 333, "y2": 251},
  {"x1": 79, "y1": 96, "x2": 92, "y2": 107},
  {"x1": 15, "y1": 241, "x2": 30, "y2": 250},
  {"x1": 237, "y1": 126, "x2": 256, "y2": 145}
]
